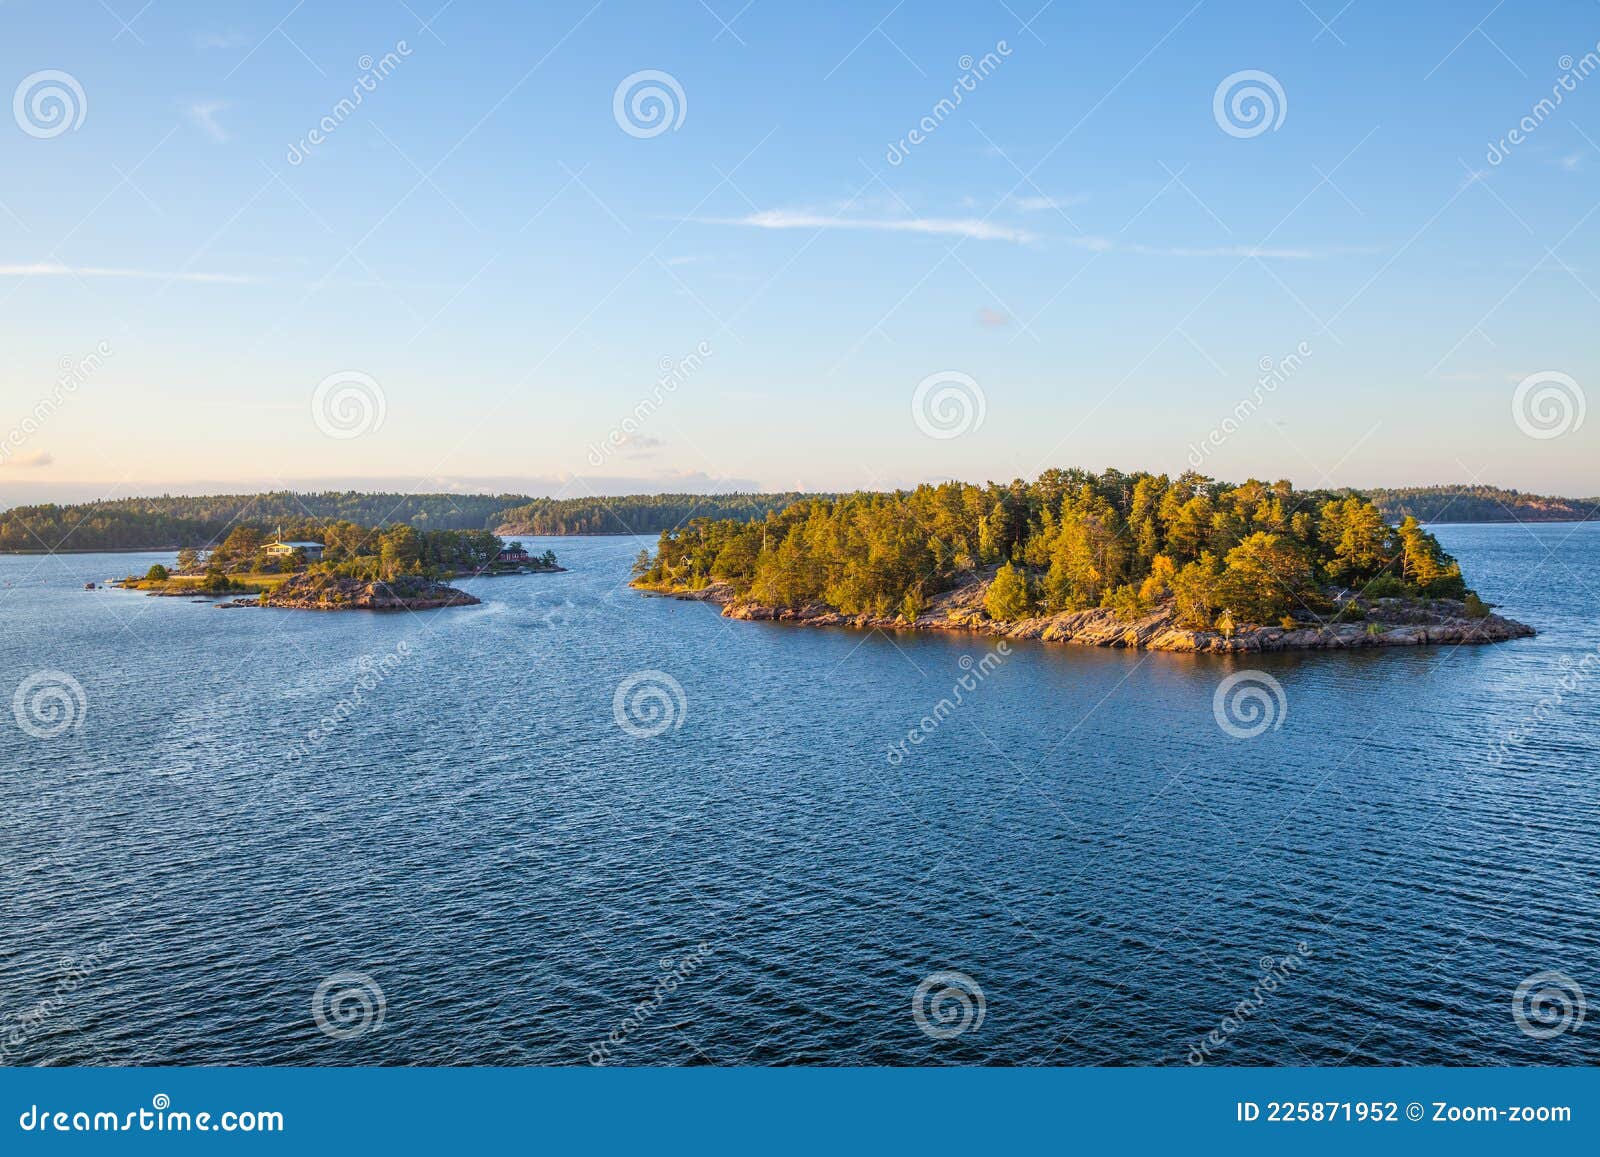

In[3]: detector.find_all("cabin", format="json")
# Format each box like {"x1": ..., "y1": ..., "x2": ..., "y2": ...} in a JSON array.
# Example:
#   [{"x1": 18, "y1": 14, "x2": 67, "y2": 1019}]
[
  {"x1": 266, "y1": 539, "x2": 325, "y2": 562},
  {"x1": 497, "y1": 545, "x2": 530, "y2": 564}
]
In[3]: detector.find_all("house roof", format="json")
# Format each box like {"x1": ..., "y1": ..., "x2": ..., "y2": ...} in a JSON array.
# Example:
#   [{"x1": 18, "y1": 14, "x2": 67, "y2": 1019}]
[{"x1": 269, "y1": 540, "x2": 325, "y2": 549}]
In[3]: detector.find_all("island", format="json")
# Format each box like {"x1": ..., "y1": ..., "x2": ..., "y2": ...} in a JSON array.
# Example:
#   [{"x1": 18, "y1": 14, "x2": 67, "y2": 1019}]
[
  {"x1": 112, "y1": 522, "x2": 561, "y2": 611},
  {"x1": 630, "y1": 469, "x2": 1536, "y2": 653}
]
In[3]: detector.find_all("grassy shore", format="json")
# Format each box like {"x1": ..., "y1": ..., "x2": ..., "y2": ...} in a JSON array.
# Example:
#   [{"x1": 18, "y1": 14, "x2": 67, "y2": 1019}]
[{"x1": 114, "y1": 572, "x2": 291, "y2": 597}]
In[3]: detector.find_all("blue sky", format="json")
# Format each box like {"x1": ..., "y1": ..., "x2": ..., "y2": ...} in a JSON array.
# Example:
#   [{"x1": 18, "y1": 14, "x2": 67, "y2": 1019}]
[{"x1": 1, "y1": 0, "x2": 1597, "y2": 502}]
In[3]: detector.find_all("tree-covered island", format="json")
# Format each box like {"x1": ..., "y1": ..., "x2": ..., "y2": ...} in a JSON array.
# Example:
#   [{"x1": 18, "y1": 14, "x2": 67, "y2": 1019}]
[
  {"x1": 114, "y1": 521, "x2": 560, "y2": 611},
  {"x1": 630, "y1": 469, "x2": 1535, "y2": 653}
]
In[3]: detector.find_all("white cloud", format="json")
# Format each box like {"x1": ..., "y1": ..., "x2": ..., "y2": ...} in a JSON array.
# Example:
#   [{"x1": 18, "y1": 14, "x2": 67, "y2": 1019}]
[
  {"x1": 701, "y1": 209, "x2": 1035, "y2": 243},
  {"x1": 186, "y1": 100, "x2": 230, "y2": 143},
  {"x1": 0, "y1": 263, "x2": 255, "y2": 284}
]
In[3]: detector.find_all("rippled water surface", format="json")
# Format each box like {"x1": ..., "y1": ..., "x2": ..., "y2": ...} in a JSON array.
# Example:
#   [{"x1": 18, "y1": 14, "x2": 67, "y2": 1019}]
[{"x1": 2, "y1": 524, "x2": 1597, "y2": 1066}]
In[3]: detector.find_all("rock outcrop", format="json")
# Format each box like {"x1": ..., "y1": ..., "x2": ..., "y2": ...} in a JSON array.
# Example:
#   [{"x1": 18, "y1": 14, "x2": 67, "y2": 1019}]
[
  {"x1": 646, "y1": 574, "x2": 1534, "y2": 653},
  {"x1": 257, "y1": 573, "x2": 480, "y2": 611}
]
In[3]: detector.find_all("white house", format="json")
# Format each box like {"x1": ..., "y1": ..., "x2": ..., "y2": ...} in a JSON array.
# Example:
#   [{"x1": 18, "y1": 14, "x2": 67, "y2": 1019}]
[{"x1": 265, "y1": 539, "x2": 325, "y2": 562}]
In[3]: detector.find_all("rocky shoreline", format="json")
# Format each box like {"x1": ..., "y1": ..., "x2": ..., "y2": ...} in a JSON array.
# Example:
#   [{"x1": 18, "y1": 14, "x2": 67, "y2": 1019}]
[
  {"x1": 235, "y1": 573, "x2": 480, "y2": 611},
  {"x1": 641, "y1": 576, "x2": 1535, "y2": 653}
]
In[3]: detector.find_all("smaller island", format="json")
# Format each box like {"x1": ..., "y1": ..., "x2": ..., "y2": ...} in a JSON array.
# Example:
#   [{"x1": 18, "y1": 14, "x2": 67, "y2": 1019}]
[{"x1": 113, "y1": 523, "x2": 561, "y2": 611}]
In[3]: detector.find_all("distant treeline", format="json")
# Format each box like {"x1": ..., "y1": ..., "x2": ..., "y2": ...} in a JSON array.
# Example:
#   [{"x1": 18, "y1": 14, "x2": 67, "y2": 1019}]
[
  {"x1": 0, "y1": 491, "x2": 526, "y2": 552},
  {"x1": 492, "y1": 492, "x2": 816, "y2": 535},
  {"x1": 9, "y1": 482, "x2": 1594, "y2": 554},
  {"x1": 1368, "y1": 486, "x2": 1600, "y2": 525}
]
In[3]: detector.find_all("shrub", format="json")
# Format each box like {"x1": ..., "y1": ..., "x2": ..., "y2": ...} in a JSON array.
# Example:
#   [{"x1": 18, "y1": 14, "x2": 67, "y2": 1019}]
[
  {"x1": 1462, "y1": 592, "x2": 1489, "y2": 619},
  {"x1": 1105, "y1": 583, "x2": 1145, "y2": 622},
  {"x1": 984, "y1": 562, "x2": 1032, "y2": 621},
  {"x1": 144, "y1": 564, "x2": 169, "y2": 582},
  {"x1": 1363, "y1": 574, "x2": 1406, "y2": 599},
  {"x1": 1279, "y1": 615, "x2": 1297, "y2": 630}
]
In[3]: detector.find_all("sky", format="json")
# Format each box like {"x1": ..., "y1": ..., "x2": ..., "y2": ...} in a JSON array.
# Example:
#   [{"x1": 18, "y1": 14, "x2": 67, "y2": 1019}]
[{"x1": 1, "y1": 0, "x2": 1598, "y2": 504}]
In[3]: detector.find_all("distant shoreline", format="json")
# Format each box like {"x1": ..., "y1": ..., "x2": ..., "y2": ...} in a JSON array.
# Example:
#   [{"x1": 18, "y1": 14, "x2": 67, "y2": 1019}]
[{"x1": 10, "y1": 515, "x2": 1598, "y2": 558}]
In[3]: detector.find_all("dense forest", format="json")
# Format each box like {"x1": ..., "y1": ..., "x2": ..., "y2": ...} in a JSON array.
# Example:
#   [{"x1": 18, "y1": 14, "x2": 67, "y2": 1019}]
[
  {"x1": 492, "y1": 492, "x2": 815, "y2": 535},
  {"x1": 0, "y1": 491, "x2": 526, "y2": 552},
  {"x1": 1368, "y1": 485, "x2": 1599, "y2": 525},
  {"x1": 635, "y1": 470, "x2": 1474, "y2": 631}
]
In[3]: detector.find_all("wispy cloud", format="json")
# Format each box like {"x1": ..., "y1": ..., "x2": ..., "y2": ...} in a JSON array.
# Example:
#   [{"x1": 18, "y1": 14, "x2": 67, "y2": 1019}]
[
  {"x1": 1009, "y1": 193, "x2": 1087, "y2": 212},
  {"x1": 185, "y1": 100, "x2": 230, "y2": 143},
  {"x1": 0, "y1": 263, "x2": 256, "y2": 284},
  {"x1": 0, "y1": 451, "x2": 54, "y2": 468},
  {"x1": 700, "y1": 209, "x2": 1036, "y2": 243}
]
